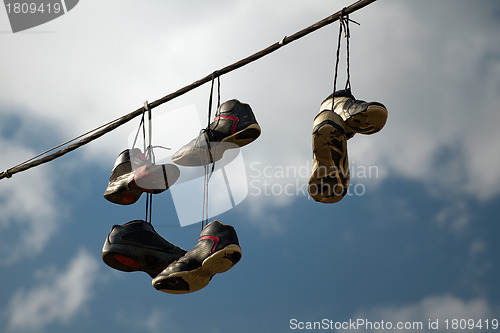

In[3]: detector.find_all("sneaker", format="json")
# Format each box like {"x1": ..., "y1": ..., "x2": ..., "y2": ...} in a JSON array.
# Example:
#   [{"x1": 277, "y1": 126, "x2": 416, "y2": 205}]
[
  {"x1": 321, "y1": 89, "x2": 388, "y2": 139},
  {"x1": 172, "y1": 99, "x2": 261, "y2": 166},
  {"x1": 102, "y1": 220, "x2": 186, "y2": 278},
  {"x1": 152, "y1": 220, "x2": 242, "y2": 294},
  {"x1": 308, "y1": 108, "x2": 350, "y2": 204},
  {"x1": 104, "y1": 149, "x2": 180, "y2": 205}
]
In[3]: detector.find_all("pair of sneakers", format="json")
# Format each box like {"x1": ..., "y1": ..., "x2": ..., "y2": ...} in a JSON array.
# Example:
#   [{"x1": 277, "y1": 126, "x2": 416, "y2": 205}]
[
  {"x1": 103, "y1": 99, "x2": 261, "y2": 204},
  {"x1": 102, "y1": 219, "x2": 242, "y2": 294},
  {"x1": 308, "y1": 89, "x2": 388, "y2": 203},
  {"x1": 102, "y1": 99, "x2": 261, "y2": 294}
]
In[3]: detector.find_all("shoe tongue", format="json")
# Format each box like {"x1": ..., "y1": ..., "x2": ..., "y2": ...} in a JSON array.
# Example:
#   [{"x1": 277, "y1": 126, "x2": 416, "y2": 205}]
[{"x1": 202, "y1": 127, "x2": 217, "y2": 142}]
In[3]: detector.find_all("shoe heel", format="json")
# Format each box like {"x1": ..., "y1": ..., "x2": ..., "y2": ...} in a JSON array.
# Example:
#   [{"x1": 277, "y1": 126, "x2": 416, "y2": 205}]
[
  {"x1": 224, "y1": 123, "x2": 261, "y2": 147},
  {"x1": 102, "y1": 241, "x2": 144, "y2": 271},
  {"x1": 309, "y1": 120, "x2": 349, "y2": 203},
  {"x1": 203, "y1": 244, "x2": 242, "y2": 274}
]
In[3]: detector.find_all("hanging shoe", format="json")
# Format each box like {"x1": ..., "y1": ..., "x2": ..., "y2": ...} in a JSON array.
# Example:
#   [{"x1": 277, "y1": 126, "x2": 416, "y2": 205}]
[
  {"x1": 172, "y1": 99, "x2": 261, "y2": 166},
  {"x1": 308, "y1": 108, "x2": 350, "y2": 204},
  {"x1": 103, "y1": 149, "x2": 180, "y2": 205},
  {"x1": 102, "y1": 220, "x2": 186, "y2": 278},
  {"x1": 321, "y1": 89, "x2": 388, "y2": 139},
  {"x1": 152, "y1": 220, "x2": 242, "y2": 294}
]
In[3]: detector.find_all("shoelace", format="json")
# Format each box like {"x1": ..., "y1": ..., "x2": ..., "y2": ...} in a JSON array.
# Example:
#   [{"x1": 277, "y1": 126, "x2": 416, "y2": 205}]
[
  {"x1": 202, "y1": 72, "x2": 222, "y2": 229},
  {"x1": 332, "y1": 8, "x2": 360, "y2": 112}
]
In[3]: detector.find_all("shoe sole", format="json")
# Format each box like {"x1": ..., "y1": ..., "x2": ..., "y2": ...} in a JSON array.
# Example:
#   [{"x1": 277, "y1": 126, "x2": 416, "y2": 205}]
[
  {"x1": 104, "y1": 172, "x2": 143, "y2": 205},
  {"x1": 308, "y1": 123, "x2": 349, "y2": 204},
  {"x1": 346, "y1": 104, "x2": 388, "y2": 136},
  {"x1": 221, "y1": 123, "x2": 261, "y2": 147},
  {"x1": 211, "y1": 123, "x2": 261, "y2": 163},
  {"x1": 210, "y1": 123, "x2": 262, "y2": 162},
  {"x1": 153, "y1": 244, "x2": 242, "y2": 294},
  {"x1": 102, "y1": 242, "x2": 176, "y2": 278}
]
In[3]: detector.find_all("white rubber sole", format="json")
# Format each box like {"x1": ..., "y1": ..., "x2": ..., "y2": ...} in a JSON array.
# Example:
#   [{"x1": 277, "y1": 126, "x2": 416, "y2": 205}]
[{"x1": 154, "y1": 244, "x2": 242, "y2": 294}]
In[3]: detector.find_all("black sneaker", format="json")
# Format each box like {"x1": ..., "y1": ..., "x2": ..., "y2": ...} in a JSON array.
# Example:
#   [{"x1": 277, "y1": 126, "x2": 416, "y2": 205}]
[
  {"x1": 104, "y1": 149, "x2": 180, "y2": 205},
  {"x1": 172, "y1": 99, "x2": 261, "y2": 166},
  {"x1": 152, "y1": 220, "x2": 242, "y2": 294},
  {"x1": 308, "y1": 108, "x2": 350, "y2": 204},
  {"x1": 321, "y1": 89, "x2": 388, "y2": 139},
  {"x1": 102, "y1": 220, "x2": 186, "y2": 278}
]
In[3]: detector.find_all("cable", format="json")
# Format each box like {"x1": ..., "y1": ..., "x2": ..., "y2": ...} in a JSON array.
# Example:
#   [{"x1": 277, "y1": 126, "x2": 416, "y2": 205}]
[{"x1": 0, "y1": 0, "x2": 378, "y2": 181}]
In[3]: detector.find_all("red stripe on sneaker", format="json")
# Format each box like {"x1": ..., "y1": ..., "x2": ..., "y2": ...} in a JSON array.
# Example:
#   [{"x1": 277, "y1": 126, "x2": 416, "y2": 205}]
[
  {"x1": 113, "y1": 254, "x2": 140, "y2": 269},
  {"x1": 200, "y1": 235, "x2": 219, "y2": 254},
  {"x1": 214, "y1": 115, "x2": 239, "y2": 134}
]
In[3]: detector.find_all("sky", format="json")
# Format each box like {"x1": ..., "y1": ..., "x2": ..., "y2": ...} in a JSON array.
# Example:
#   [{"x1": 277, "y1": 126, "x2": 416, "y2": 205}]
[{"x1": 1, "y1": 0, "x2": 500, "y2": 332}]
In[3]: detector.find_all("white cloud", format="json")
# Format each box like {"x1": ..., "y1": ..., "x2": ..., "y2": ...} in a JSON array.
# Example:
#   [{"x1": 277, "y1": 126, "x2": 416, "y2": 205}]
[
  {"x1": 345, "y1": 0, "x2": 500, "y2": 201},
  {"x1": 463, "y1": 240, "x2": 493, "y2": 294},
  {"x1": 0, "y1": 138, "x2": 60, "y2": 265},
  {"x1": 143, "y1": 309, "x2": 167, "y2": 332},
  {"x1": 5, "y1": 249, "x2": 100, "y2": 332},
  {"x1": 113, "y1": 307, "x2": 179, "y2": 333},
  {"x1": 434, "y1": 200, "x2": 471, "y2": 234},
  {"x1": 143, "y1": 308, "x2": 180, "y2": 333},
  {"x1": 348, "y1": 294, "x2": 497, "y2": 333}
]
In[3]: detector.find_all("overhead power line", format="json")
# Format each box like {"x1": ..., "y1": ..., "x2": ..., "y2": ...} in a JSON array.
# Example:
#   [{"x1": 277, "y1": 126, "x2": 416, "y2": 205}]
[{"x1": 0, "y1": 0, "x2": 378, "y2": 181}]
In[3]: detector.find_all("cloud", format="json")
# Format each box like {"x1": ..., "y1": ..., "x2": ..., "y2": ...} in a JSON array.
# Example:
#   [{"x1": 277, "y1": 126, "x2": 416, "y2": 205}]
[
  {"x1": 348, "y1": 294, "x2": 497, "y2": 333},
  {"x1": 346, "y1": 0, "x2": 500, "y2": 201},
  {"x1": 462, "y1": 240, "x2": 493, "y2": 294},
  {"x1": 4, "y1": 249, "x2": 100, "y2": 332},
  {"x1": 113, "y1": 307, "x2": 180, "y2": 333},
  {"x1": 143, "y1": 309, "x2": 168, "y2": 332},
  {"x1": 0, "y1": 137, "x2": 60, "y2": 265},
  {"x1": 434, "y1": 200, "x2": 471, "y2": 234}
]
